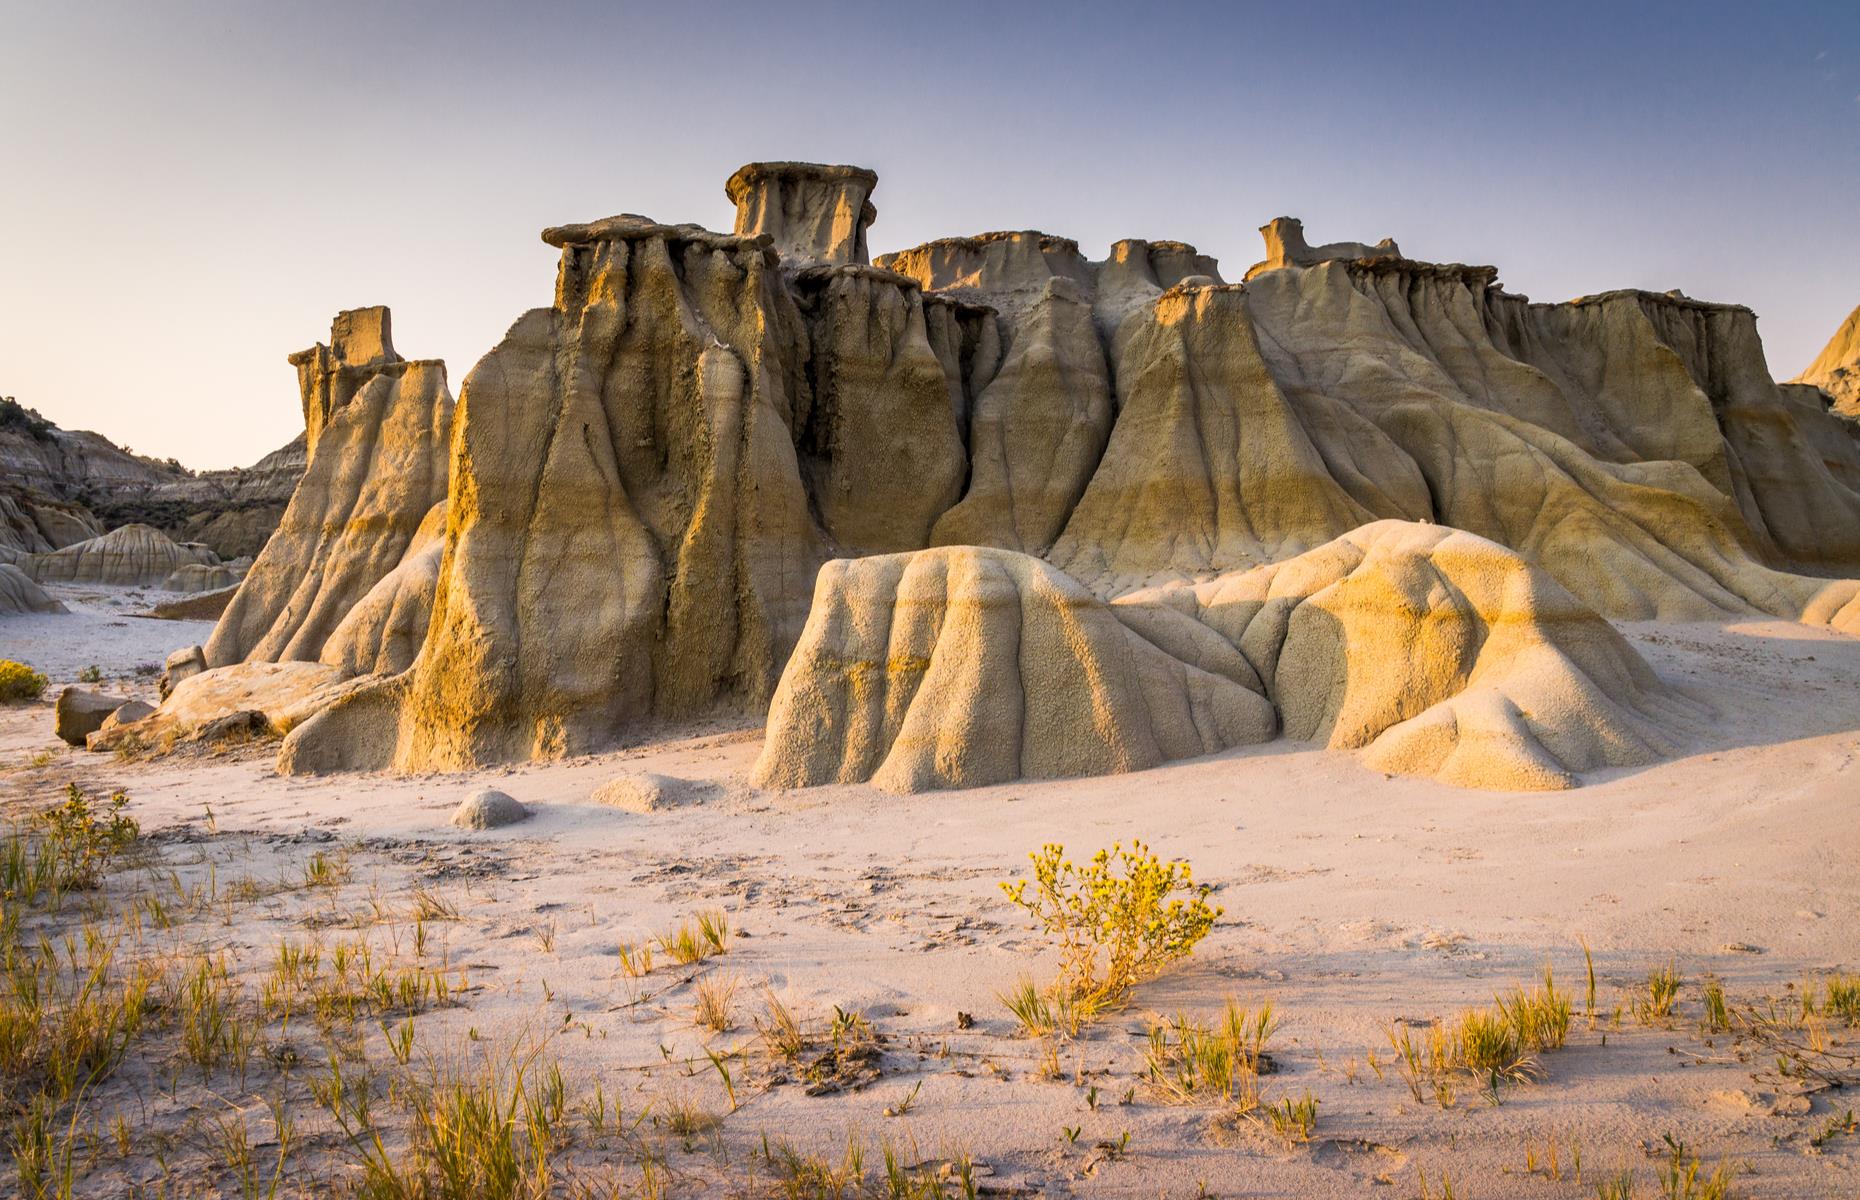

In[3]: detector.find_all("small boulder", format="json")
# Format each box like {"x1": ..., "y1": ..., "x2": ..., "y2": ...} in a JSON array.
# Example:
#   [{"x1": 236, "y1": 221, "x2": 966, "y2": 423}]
[
  {"x1": 54, "y1": 688, "x2": 127, "y2": 746},
  {"x1": 591, "y1": 771, "x2": 693, "y2": 813},
  {"x1": 451, "y1": 788, "x2": 529, "y2": 830},
  {"x1": 161, "y1": 646, "x2": 207, "y2": 700},
  {"x1": 84, "y1": 699, "x2": 156, "y2": 750}
]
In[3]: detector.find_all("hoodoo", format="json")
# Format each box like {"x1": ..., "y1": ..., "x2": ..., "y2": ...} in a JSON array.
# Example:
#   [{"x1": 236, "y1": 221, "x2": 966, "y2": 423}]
[{"x1": 203, "y1": 307, "x2": 452, "y2": 669}]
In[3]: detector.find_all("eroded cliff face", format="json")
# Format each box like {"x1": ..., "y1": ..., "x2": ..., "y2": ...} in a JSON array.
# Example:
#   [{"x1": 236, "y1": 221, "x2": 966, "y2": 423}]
[{"x1": 245, "y1": 162, "x2": 1860, "y2": 783}]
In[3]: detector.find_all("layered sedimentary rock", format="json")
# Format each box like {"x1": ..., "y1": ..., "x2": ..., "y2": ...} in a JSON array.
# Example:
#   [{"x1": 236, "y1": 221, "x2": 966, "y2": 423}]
[
  {"x1": 752, "y1": 547, "x2": 1276, "y2": 792},
  {"x1": 0, "y1": 563, "x2": 64, "y2": 614},
  {"x1": 203, "y1": 310, "x2": 452, "y2": 668},
  {"x1": 1048, "y1": 281, "x2": 1385, "y2": 592},
  {"x1": 0, "y1": 489, "x2": 100, "y2": 558},
  {"x1": 789, "y1": 265, "x2": 966, "y2": 554},
  {"x1": 759, "y1": 523, "x2": 1698, "y2": 792},
  {"x1": 1238, "y1": 262, "x2": 1860, "y2": 605},
  {"x1": 220, "y1": 165, "x2": 1860, "y2": 785},
  {"x1": 162, "y1": 562, "x2": 243, "y2": 593},
  {"x1": 0, "y1": 399, "x2": 302, "y2": 560},
  {"x1": 26, "y1": 523, "x2": 216, "y2": 586},
  {"x1": 281, "y1": 215, "x2": 823, "y2": 773},
  {"x1": 1795, "y1": 303, "x2": 1860, "y2": 418}
]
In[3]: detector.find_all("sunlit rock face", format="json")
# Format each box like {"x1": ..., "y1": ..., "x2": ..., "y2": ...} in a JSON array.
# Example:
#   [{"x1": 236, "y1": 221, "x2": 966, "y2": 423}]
[
  {"x1": 220, "y1": 161, "x2": 1860, "y2": 784},
  {"x1": 754, "y1": 523, "x2": 1705, "y2": 793},
  {"x1": 1796, "y1": 302, "x2": 1860, "y2": 419},
  {"x1": 284, "y1": 217, "x2": 823, "y2": 773},
  {"x1": 1243, "y1": 215, "x2": 1400, "y2": 280},
  {"x1": 203, "y1": 309, "x2": 452, "y2": 668}
]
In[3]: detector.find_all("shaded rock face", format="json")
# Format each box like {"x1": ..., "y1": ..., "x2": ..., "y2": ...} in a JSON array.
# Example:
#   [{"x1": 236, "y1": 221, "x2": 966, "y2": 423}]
[
  {"x1": 253, "y1": 166, "x2": 1860, "y2": 781},
  {"x1": 789, "y1": 266, "x2": 966, "y2": 554},
  {"x1": 203, "y1": 310, "x2": 452, "y2": 668},
  {"x1": 1795, "y1": 303, "x2": 1860, "y2": 419},
  {"x1": 26, "y1": 523, "x2": 216, "y2": 586},
  {"x1": 0, "y1": 489, "x2": 101, "y2": 557},
  {"x1": 0, "y1": 563, "x2": 64, "y2": 614},
  {"x1": 163, "y1": 562, "x2": 243, "y2": 593},
  {"x1": 317, "y1": 501, "x2": 446, "y2": 677},
  {"x1": 55, "y1": 689, "x2": 128, "y2": 746}
]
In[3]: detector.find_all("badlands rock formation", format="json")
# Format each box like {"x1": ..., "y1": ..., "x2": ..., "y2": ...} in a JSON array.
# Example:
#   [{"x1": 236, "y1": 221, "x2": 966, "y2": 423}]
[
  {"x1": 134, "y1": 159, "x2": 1860, "y2": 791},
  {"x1": 26, "y1": 523, "x2": 217, "y2": 586},
  {"x1": 0, "y1": 563, "x2": 63, "y2": 614},
  {"x1": 0, "y1": 487, "x2": 99, "y2": 558},
  {"x1": 0, "y1": 398, "x2": 302, "y2": 560},
  {"x1": 754, "y1": 524, "x2": 1696, "y2": 792},
  {"x1": 203, "y1": 308, "x2": 452, "y2": 668},
  {"x1": 1796, "y1": 303, "x2": 1860, "y2": 419},
  {"x1": 753, "y1": 546, "x2": 1275, "y2": 792}
]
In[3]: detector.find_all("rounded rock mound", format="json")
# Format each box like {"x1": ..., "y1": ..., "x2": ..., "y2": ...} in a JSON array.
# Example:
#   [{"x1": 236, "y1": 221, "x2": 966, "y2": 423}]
[
  {"x1": 752, "y1": 545, "x2": 1277, "y2": 793},
  {"x1": 27, "y1": 524, "x2": 216, "y2": 587},
  {"x1": 451, "y1": 788, "x2": 529, "y2": 830}
]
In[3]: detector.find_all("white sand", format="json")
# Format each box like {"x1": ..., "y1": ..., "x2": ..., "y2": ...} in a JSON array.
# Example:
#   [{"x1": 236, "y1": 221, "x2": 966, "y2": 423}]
[{"x1": 1, "y1": 610, "x2": 1856, "y2": 1195}]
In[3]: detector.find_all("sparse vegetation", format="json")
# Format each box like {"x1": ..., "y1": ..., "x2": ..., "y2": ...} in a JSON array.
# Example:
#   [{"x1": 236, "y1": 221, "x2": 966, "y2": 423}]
[
  {"x1": 1000, "y1": 841, "x2": 1218, "y2": 1012},
  {"x1": 1655, "y1": 1134, "x2": 1738, "y2": 1200},
  {"x1": 692, "y1": 973, "x2": 738, "y2": 1034},
  {"x1": 0, "y1": 660, "x2": 48, "y2": 703},
  {"x1": 1636, "y1": 962, "x2": 1682, "y2": 1025},
  {"x1": 1255, "y1": 1090, "x2": 1318, "y2": 1144},
  {"x1": 655, "y1": 909, "x2": 731, "y2": 967},
  {"x1": 1701, "y1": 976, "x2": 1730, "y2": 1033},
  {"x1": 1497, "y1": 963, "x2": 1571, "y2": 1051},
  {"x1": 1143, "y1": 999, "x2": 1277, "y2": 1105}
]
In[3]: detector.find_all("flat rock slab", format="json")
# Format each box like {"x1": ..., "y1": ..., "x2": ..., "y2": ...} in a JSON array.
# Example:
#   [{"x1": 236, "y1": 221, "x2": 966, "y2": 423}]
[
  {"x1": 55, "y1": 687, "x2": 130, "y2": 746},
  {"x1": 452, "y1": 788, "x2": 530, "y2": 830}
]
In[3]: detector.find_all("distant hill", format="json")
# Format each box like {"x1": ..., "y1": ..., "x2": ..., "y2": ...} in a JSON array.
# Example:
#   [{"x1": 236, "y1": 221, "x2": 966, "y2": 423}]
[{"x1": 0, "y1": 397, "x2": 303, "y2": 559}]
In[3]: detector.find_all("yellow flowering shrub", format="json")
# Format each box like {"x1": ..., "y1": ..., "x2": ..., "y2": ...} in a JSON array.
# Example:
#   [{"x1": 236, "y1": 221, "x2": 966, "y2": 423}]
[{"x1": 1001, "y1": 840, "x2": 1220, "y2": 1011}]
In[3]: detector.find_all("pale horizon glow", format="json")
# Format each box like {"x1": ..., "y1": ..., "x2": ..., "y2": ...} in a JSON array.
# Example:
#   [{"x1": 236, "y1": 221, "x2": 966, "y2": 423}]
[{"x1": 2, "y1": 0, "x2": 1857, "y2": 469}]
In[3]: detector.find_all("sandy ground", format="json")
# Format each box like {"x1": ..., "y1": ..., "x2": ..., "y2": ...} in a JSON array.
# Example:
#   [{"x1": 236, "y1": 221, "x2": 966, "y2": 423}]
[{"x1": 0, "y1": 598, "x2": 1857, "y2": 1197}]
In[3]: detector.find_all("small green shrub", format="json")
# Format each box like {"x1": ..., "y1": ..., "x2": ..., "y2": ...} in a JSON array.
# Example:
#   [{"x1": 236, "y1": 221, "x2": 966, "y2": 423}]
[
  {"x1": 1001, "y1": 841, "x2": 1219, "y2": 1011},
  {"x1": 0, "y1": 661, "x2": 47, "y2": 703}
]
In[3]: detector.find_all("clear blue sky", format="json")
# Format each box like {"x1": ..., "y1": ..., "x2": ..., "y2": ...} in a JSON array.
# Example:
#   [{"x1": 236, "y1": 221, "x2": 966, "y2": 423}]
[{"x1": 3, "y1": 0, "x2": 1856, "y2": 468}]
